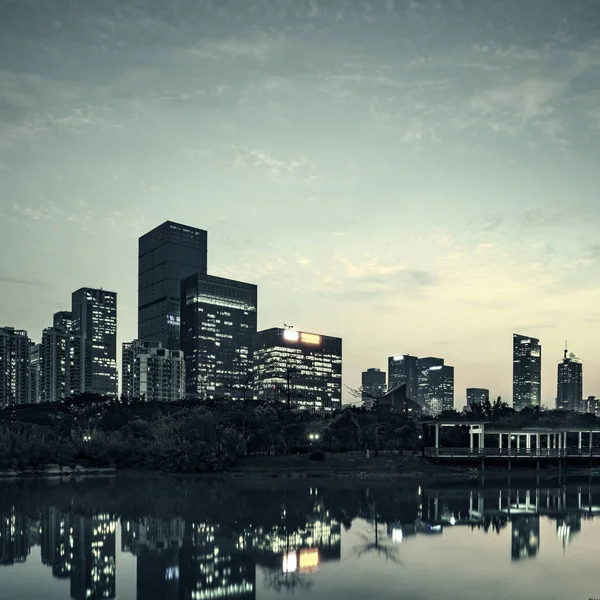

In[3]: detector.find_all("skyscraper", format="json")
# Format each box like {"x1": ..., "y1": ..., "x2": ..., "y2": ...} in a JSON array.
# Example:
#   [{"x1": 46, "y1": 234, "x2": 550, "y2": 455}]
[
  {"x1": 361, "y1": 368, "x2": 386, "y2": 406},
  {"x1": 254, "y1": 328, "x2": 342, "y2": 413},
  {"x1": 388, "y1": 355, "x2": 420, "y2": 402},
  {"x1": 467, "y1": 388, "x2": 489, "y2": 409},
  {"x1": 557, "y1": 348, "x2": 583, "y2": 412},
  {"x1": 0, "y1": 326, "x2": 30, "y2": 408},
  {"x1": 28, "y1": 342, "x2": 41, "y2": 404},
  {"x1": 512, "y1": 334, "x2": 541, "y2": 410},
  {"x1": 418, "y1": 357, "x2": 454, "y2": 415},
  {"x1": 71, "y1": 288, "x2": 118, "y2": 396},
  {"x1": 40, "y1": 325, "x2": 69, "y2": 403},
  {"x1": 122, "y1": 340, "x2": 185, "y2": 402},
  {"x1": 584, "y1": 396, "x2": 600, "y2": 417},
  {"x1": 180, "y1": 274, "x2": 257, "y2": 400},
  {"x1": 138, "y1": 221, "x2": 208, "y2": 351}
]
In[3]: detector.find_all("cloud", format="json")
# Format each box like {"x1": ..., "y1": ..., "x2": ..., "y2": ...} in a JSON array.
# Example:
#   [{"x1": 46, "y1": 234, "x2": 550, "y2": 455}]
[
  {"x1": 230, "y1": 146, "x2": 321, "y2": 183},
  {"x1": 469, "y1": 79, "x2": 565, "y2": 122},
  {"x1": 326, "y1": 254, "x2": 439, "y2": 300},
  {"x1": 187, "y1": 37, "x2": 279, "y2": 61},
  {"x1": 0, "y1": 276, "x2": 45, "y2": 288}
]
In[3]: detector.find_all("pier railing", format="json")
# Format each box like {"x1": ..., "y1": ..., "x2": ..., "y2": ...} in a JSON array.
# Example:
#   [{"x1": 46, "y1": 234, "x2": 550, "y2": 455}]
[{"x1": 424, "y1": 447, "x2": 600, "y2": 459}]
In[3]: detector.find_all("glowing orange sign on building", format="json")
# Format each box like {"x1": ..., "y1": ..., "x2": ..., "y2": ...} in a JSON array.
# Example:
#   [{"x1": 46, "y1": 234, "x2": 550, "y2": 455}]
[
  {"x1": 300, "y1": 332, "x2": 321, "y2": 345},
  {"x1": 298, "y1": 548, "x2": 320, "y2": 573}
]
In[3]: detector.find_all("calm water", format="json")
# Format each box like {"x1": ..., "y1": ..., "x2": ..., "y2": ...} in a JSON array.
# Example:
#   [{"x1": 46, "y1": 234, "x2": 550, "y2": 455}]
[{"x1": 1, "y1": 475, "x2": 599, "y2": 600}]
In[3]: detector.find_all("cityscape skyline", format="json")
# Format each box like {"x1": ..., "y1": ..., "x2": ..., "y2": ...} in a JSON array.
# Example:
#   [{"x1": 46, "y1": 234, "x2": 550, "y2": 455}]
[
  {"x1": 1, "y1": 221, "x2": 595, "y2": 409},
  {"x1": 2, "y1": 1, "x2": 600, "y2": 406}
]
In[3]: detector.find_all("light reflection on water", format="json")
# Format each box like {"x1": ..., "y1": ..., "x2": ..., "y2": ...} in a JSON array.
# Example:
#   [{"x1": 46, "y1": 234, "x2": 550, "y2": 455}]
[{"x1": 1, "y1": 476, "x2": 599, "y2": 600}]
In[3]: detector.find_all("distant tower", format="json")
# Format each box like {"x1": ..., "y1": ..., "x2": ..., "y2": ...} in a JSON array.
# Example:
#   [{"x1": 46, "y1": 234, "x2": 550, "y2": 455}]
[
  {"x1": 512, "y1": 334, "x2": 541, "y2": 410},
  {"x1": 467, "y1": 388, "x2": 489, "y2": 409},
  {"x1": 361, "y1": 368, "x2": 386, "y2": 407},
  {"x1": 557, "y1": 346, "x2": 583, "y2": 412},
  {"x1": 0, "y1": 327, "x2": 30, "y2": 407},
  {"x1": 388, "y1": 355, "x2": 420, "y2": 402},
  {"x1": 71, "y1": 288, "x2": 118, "y2": 396}
]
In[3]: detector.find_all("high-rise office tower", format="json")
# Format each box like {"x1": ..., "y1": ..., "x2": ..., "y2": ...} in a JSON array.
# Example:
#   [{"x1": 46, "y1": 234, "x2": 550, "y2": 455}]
[
  {"x1": 122, "y1": 340, "x2": 185, "y2": 402},
  {"x1": 512, "y1": 334, "x2": 541, "y2": 410},
  {"x1": 40, "y1": 325, "x2": 70, "y2": 403},
  {"x1": 28, "y1": 342, "x2": 41, "y2": 404},
  {"x1": 138, "y1": 221, "x2": 208, "y2": 351},
  {"x1": 0, "y1": 326, "x2": 30, "y2": 408},
  {"x1": 361, "y1": 368, "x2": 386, "y2": 406},
  {"x1": 388, "y1": 354, "x2": 420, "y2": 402},
  {"x1": 467, "y1": 388, "x2": 489, "y2": 409},
  {"x1": 418, "y1": 357, "x2": 454, "y2": 415},
  {"x1": 71, "y1": 288, "x2": 118, "y2": 396},
  {"x1": 584, "y1": 396, "x2": 600, "y2": 417},
  {"x1": 180, "y1": 274, "x2": 257, "y2": 400},
  {"x1": 254, "y1": 327, "x2": 342, "y2": 413},
  {"x1": 557, "y1": 348, "x2": 583, "y2": 412}
]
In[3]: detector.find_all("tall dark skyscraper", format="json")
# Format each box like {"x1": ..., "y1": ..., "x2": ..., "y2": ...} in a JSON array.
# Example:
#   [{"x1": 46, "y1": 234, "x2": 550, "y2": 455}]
[
  {"x1": 512, "y1": 334, "x2": 541, "y2": 410},
  {"x1": 180, "y1": 273, "x2": 257, "y2": 400},
  {"x1": 388, "y1": 354, "x2": 419, "y2": 402},
  {"x1": 361, "y1": 368, "x2": 386, "y2": 406},
  {"x1": 71, "y1": 288, "x2": 118, "y2": 396},
  {"x1": 557, "y1": 348, "x2": 583, "y2": 412},
  {"x1": 0, "y1": 326, "x2": 30, "y2": 408},
  {"x1": 254, "y1": 327, "x2": 342, "y2": 412},
  {"x1": 138, "y1": 221, "x2": 208, "y2": 351}
]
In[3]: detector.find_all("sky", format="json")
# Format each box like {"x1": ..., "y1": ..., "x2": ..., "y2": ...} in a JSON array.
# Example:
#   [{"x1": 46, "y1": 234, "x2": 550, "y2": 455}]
[{"x1": 1, "y1": 0, "x2": 600, "y2": 408}]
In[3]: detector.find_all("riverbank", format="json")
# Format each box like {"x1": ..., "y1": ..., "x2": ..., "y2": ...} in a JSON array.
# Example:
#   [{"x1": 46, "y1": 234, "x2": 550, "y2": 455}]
[
  {"x1": 0, "y1": 465, "x2": 116, "y2": 479},
  {"x1": 216, "y1": 453, "x2": 600, "y2": 485},
  {"x1": 2, "y1": 453, "x2": 599, "y2": 485}
]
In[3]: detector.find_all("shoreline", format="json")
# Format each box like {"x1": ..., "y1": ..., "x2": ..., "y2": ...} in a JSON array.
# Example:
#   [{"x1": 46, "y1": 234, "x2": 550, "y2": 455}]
[{"x1": 2, "y1": 453, "x2": 599, "y2": 485}]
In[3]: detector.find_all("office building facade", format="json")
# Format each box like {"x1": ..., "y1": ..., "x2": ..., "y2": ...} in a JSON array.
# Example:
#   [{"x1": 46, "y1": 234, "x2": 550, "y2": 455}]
[
  {"x1": 467, "y1": 388, "x2": 489, "y2": 409},
  {"x1": 138, "y1": 221, "x2": 208, "y2": 351},
  {"x1": 584, "y1": 396, "x2": 600, "y2": 417},
  {"x1": 388, "y1": 354, "x2": 419, "y2": 402},
  {"x1": 418, "y1": 357, "x2": 454, "y2": 416},
  {"x1": 40, "y1": 326, "x2": 70, "y2": 403},
  {"x1": 180, "y1": 273, "x2": 257, "y2": 400},
  {"x1": 0, "y1": 326, "x2": 30, "y2": 407},
  {"x1": 71, "y1": 288, "x2": 118, "y2": 396},
  {"x1": 122, "y1": 340, "x2": 185, "y2": 402},
  {"x1": 254, "y1": 327, "x2": 342, "y2": 413},
  {"x1": 557, "y1": 349, "x2": 583, "y2": 412},
  {"x1": 28, "y1": 342, "x2": 41, "y2": 404},
  {"x1": 513, "y1": 334, "x2": 541, "y2": 410},
  {"x1": 361, "y1": 368, "x2": 386, "y2": 406}
]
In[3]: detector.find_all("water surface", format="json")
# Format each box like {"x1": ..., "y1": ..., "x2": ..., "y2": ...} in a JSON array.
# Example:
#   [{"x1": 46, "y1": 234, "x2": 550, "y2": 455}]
[{"x1": 1, "y1": 475, "x2": 599, "y2": 600}]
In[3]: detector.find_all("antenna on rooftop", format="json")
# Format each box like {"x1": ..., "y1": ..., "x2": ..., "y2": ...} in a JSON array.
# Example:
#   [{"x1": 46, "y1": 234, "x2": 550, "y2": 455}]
[{"x1": 284, "y1": 323, "x2": 294, "y2": 329}]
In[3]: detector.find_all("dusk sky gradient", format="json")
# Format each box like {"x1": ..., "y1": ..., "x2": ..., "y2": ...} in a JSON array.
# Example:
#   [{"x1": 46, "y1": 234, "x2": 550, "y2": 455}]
[{"x1": 1, "y1": 0, "x2": 600, "y2": 407}]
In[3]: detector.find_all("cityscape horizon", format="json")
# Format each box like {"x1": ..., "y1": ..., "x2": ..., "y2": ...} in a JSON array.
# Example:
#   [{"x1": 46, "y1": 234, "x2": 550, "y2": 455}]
[{"x1": 0, "y1": 219, "x2": 595, "y2": 411}]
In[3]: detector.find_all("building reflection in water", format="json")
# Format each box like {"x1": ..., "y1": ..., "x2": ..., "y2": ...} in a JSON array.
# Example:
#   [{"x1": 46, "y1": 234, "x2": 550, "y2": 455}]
[
  {"x1": 0, "y1": 506, "x2": 30, "y2": 566},
  {"x1": 1, "y1": 480, "x2": 600, "y2": 599}
]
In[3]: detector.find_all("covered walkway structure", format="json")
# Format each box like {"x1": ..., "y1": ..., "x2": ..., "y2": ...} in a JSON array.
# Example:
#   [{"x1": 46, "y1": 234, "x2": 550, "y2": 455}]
[{"x1": 421, "y1": 421, "x2": 600, "y2": 465}]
